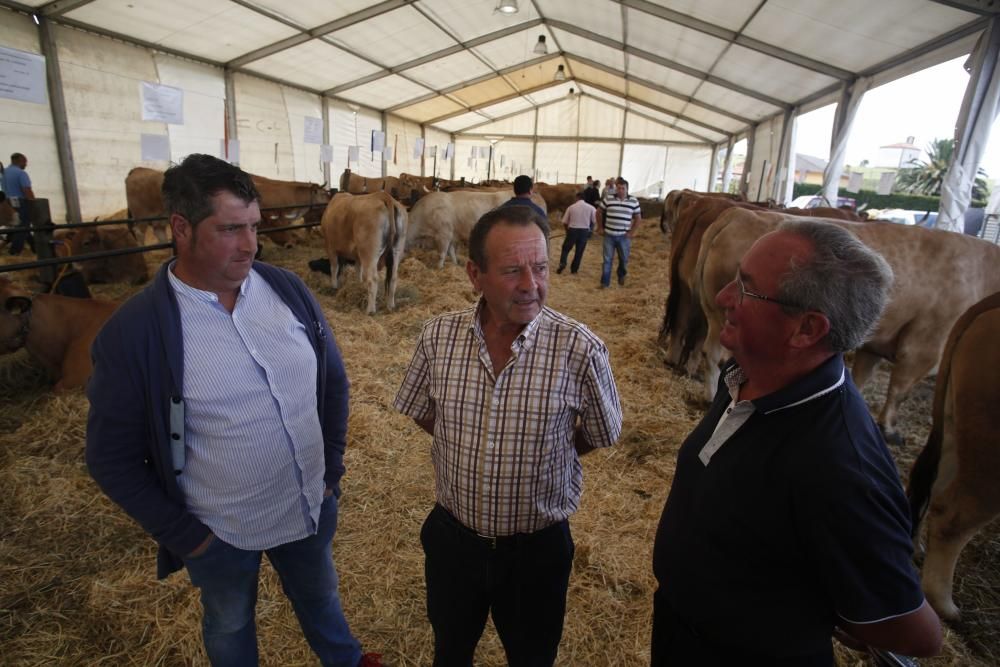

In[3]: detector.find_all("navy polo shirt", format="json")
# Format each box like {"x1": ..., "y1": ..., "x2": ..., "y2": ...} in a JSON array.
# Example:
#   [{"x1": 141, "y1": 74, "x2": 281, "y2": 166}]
[
  {"x1": 499, "y1": 196, "x2": 547, "y2": 220},
  {"x1": 653, "y1": 354, "x2": 923, "y2": 659}
]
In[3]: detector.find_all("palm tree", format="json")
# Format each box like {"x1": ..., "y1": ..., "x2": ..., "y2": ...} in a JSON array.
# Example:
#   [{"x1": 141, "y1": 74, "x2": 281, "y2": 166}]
[{"x1": 896, "y1": 138, "x2": 990, "y2": 205}]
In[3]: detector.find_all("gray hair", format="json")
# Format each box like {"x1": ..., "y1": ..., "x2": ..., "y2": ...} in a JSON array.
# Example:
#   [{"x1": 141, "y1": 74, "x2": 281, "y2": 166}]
[{"x1": 776, "y1": 219, "x2": 893, "y2": 353}]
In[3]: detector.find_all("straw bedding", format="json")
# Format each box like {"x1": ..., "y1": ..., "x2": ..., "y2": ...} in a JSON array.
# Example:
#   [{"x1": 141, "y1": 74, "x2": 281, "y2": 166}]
[{"x1": 0, "y1": 221, "x2": 995, "y2": 666}]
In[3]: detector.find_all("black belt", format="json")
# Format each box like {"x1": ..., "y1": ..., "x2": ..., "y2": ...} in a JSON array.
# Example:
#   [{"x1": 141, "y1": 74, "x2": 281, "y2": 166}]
[{"x1": 432, "y1": 504, "x2": 565, "y2": 550}]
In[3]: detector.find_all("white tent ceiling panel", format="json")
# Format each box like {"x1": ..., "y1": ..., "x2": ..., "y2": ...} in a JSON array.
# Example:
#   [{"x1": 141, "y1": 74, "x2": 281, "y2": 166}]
[
  {"x1": 625, "y1": 81, "x2": 693, "y2": 116},
  {"x1": 626, "y1": 8, "x2": 729, "y2": 72},
  {"x1": 477, "y1": 96, "x2": 534, "y2": 120},
  {"x1": 626, "y1": 55, "x2": 703, "y2": 97},
  {"x1": 419, "y1": 0, "x2": 541, "y2": 43},
  {"x1": 663, "y1": 144, "x2": 714, "y2": 193},
  {"x1": 694, "y1": 80, "x2": 782, "y2": 121},
  {"x1": 625, "y1": 100, "x2": 679, "y2": 126},
  {"x1": 537, "y1": 98, "x2": 579, "y2": 137},
  {"x1": 241, "y1": 0, "x2": 374, "y2": 30},
  {"x1": 245, "y1": 39, "x2": 382, "y2": 92},
  {"x1": 471, "y1": 26, "x2": 557, "y2": 71},
  {"x1": 67, "y1": 0, "x2": 299, "y2": 63},
  {"x1": 744, "y1": 0, "x2": 979, "y2": 73},
  {"x1": 869, "y1": 31, "x2": 980, "y2": 89},
  {"x1": 535, "y1": 141, "x2": 578, "y2": 183},
  {"x1": 577, "y1": 142, "x2": 621, "y2": 183},
  {"x1": 393, "y1": 95, "x2": 466, "y2": 123},
  {"x1": 650, "y1": 0, "x2": 766, "y2": 32},
  {"x1": 678, "y1": 104, "x2": 744, "y2": 134},
  {"x1": 579, "y1": 97, "x2": 624, "y2": 138},
  {"x1": 550, "y1": 28, "x2": 626, "y2": 72},
  {"x1": 0, "y1": 10, "x2": 66, "y2": 222},
  {"x1": 328, "y1": 6, "x2": 456, "y2": 69},
  {"x1": 712, "y1": 44, "x2": 838, "y2": 103},
  {"x1": 567, "y1": 60, "x2": 627, "y2": 94},
  {"x1": 625, "y1": 114, "x2": 700, "y2": 143},
  {"x1": 338, "y1": 75, "x2": 432, "y2": 111},
  {"x1": 449, "y1": 77, "x2": 518, "y2": 107},
  {"x1": 405, "y1": 51, "x2": 494, "y2": 91},
  {"x1": 434, "y1": 111, "x2": 491, "y2": 133},
  {"x1": 538, "y1": 0, "x2": 622, "y2": 40},
  {"x1": 674, "y1": 118, "x2": 726, "y2": 143},
  {"x1": 462, "y1": 109, "x2": 538, "y2": 136},
  {"x1": 524, "y1": 81, "x2": 578, "y2": 106}
]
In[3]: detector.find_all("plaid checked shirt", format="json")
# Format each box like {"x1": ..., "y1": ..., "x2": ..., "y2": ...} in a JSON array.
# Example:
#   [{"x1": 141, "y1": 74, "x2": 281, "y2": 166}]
[{"x1": 394, "y1": 300, "x2": 622, "y2": 536}]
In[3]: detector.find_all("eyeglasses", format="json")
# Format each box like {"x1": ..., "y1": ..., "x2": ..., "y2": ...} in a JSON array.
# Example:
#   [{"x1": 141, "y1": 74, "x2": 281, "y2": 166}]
[{"x1": 734, "y1": 270, "x2": 801, "y2": 310}]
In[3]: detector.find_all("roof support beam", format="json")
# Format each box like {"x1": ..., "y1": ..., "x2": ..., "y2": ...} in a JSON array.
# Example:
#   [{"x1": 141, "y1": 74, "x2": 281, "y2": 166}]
[
  {"x1": 39, "y1": 0, "x2": 95, "y2": 17},
  {"x1": 227, "y1": 0, "x2": 413, "y2": 68},
  {"x1": 425, "y1": 79, "x2": 570, "y2": 126},
  {"x1": 617, "y1": 0, "x2": 853, "y2": 81},
  {"x1": 926, "y1": 0, "x2": 1000, "y2": 14},
  {"x1": 457, "y1": 133, "x2": 704, "y2": 147},
  {"x1": 548, "y1": 19, "x2": 790, "y2": 109}
]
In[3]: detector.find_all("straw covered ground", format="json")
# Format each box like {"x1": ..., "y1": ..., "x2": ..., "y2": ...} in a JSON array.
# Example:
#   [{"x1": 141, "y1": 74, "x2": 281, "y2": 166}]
[{"x1": 1, "y1": 218, "x2": 997, "y2": 666}]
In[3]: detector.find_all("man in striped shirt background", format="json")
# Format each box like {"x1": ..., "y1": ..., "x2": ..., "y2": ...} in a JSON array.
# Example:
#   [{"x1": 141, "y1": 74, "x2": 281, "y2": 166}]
[
  {"x1": 395, "y1": 205, "x2": 623, "y2": 666},
  {"x1": 597, "y1": 178, "x2": 642, "y2": 288}
]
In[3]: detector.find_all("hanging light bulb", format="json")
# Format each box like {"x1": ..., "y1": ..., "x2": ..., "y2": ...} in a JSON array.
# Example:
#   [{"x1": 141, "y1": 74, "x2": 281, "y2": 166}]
[
  {"x1": 568, "y1": 87, "x2": 576, "y2": 98},
  {"x1": 533, "y1": 35, "x2": 548, "y2": 55},
  {"x1": 554, "y1": 64, "x2": 566, "y2": 82},
  {"x1": 496, "y1": 0, "x2": 519, "y2": 14}
]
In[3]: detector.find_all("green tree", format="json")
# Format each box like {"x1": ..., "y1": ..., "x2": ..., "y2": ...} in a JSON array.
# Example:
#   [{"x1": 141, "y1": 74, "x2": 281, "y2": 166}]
[{"x1": 895, "y1": 138, "x2": 990, "y2": 205}]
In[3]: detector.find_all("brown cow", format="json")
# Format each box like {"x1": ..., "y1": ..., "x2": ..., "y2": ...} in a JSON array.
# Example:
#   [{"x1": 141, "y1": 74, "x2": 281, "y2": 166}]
[
  {"x1": 0, "y1": 277, "x2": 120, "y2": 390},
  {"x1": 660, "y1": 189, "x2": 742, "y2": 234},
  {"x1": 53, "y1": 210, "x2": 148, "y2": 284},
  {"x1": 534, "y1": 183, "x2": 578, "y2": 215},
  {"x1": 320, "y1": 192, "x2": 407, "y2": 315},
  {"x1": 406, "y1": 189, "x2": 547, "y2": 268},
  {"x1": 127, "y1": 168, "x2": 329, "y2": 246},
  {"x1": 907, "y1": 291, "x2": 1000, "y2": 620},
  {"x1": 339, "y1": 170, "x2": 414, "y2": 201},
  {"x1": 693, "y1": 210, "x2": 1000, "y2": 440}
]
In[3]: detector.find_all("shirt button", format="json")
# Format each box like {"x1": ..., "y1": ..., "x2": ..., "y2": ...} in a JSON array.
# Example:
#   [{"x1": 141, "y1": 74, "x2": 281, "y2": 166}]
[{"x1": 488, "y1": 441, "x2": 495, "y2": 449}]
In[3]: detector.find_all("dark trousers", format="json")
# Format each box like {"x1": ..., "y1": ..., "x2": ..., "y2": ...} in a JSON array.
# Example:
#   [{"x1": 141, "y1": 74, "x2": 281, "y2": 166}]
[
  {"x1": 8, "y1": 208, "x2": 32, "y2": 255},
  {"x1": 421, "y1": 504, "x2": 574, "y2": 667},
  {"x1": 651, "y1": 588, "x2": 833, "y2": 666},
  {"x1": 558, "y1": 228, "x2": 591, "y2": 273}
]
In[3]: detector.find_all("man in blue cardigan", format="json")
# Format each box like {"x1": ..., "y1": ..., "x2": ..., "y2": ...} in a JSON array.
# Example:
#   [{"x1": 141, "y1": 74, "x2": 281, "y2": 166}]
[{"x1": 86, "y1": 154, "x2": 378, "y2": 667}]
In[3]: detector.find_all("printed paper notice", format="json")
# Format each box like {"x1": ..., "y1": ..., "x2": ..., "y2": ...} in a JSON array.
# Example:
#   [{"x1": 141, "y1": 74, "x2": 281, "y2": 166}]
[
  {"x1": 413, "y1": 137, "x2": 425, "y2": 159},
  {"x1": 320, "y1": 144, "x2": 333, "y2": 163},
  {"x1": 140, "y1": 133, "x2": 170, "y2": 162},
  {"x1": 348, "y1": 145, "x2": 359, "y2": 161},
  {"x1": 0, "y1": 46, "x2": 47, "y2": 105},
  {"x1": 429, "y1": 146, "x2": 438, "y2": 158},
  {"x1": 479, "y1": 146, "x2": 488, "y2": 158},
  {"x1": 371, "y1": 130, "x2": 385, "y2": 152},
  {"x1": 304, "y1": 116, "x2": 323, "y2": 144},
  {"x1": 445, "y1": 143, "x2": 454, "y2": 159},
  {"x1": 876, "y1": 171, "x2": 895, "y2": 196},
  {"x1": 846, "y1": 171, "x2": 863, "y2": 193},
  {"x1": 141, "y1": 81, "x2": 184, "y2": 124},
  {"x1": 383, "y1": 147, "x2": 393, "y2": 162}
]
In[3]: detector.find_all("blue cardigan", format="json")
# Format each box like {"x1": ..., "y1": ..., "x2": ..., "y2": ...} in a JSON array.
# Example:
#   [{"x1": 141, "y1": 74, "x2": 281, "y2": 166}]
[{"x1": 85, "y1": 261, "x2": 349, "y2": 579}]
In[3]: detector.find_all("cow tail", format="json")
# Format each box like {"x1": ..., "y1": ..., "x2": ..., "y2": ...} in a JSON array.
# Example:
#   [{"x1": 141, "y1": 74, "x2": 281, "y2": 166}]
[
  {"x1": 383, "y1": 197, "x2": 400, "y2": 296},
  {"x1": 907, "y1": 410, "x2": 943, "y2": 538}
]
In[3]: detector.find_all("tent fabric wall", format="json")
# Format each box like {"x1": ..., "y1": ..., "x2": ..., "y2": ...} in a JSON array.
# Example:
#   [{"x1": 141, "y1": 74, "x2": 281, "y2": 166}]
[
  {"x1": 747, "y1": 116, "x2": 785, "y2": 201},
  {"x1": 535, "y1": 141, "x2": 578, "y2": 184},
  {"x1": 153, "y1": 55, "x2": 225, "y2": 169},
  {"x1": 232, "y1": 74, "x2": 297, "y2": 180},
  {"x1": 578, "y1": 97, "x2": 623, "y2": 138},
  {"x1": 664, "y1": 145, "x2": 714, "y2": 194},
  {"x1": 55, "y1": 25, "x2": 162, "y2": 219},
  {"x1": 460, "y1": 109, "x2": 536, "y2": 137},
  {"x1": 279, "y1": 86, "x2": 324, "y2": 185},
  {"x1": 494, "y1": 139, "x2": 534, "y2": 180},
  {"x1": 537, "y1": 99, "x2": 578, "y2": 138},
  {"x1": 422, "y1": 126, "x2": 452, "y2": 178},
  {"x1": 385, "y1": 115, "x2": 422, "y2": 177},
  {"x1": 454, "y1": 138, "x2": 492, "y2": 182},
  {"x1": 0, "y1": 10, "x2": 66, "y2": 222},
  {"x1": 622, "y1": 144, "x2": 667, "y2": 197},
  {"x1": 577, "y1": 142, "x2": 621, "y2": 184},
  {"x1": 330, "y1": 100, "x2": 381, "y2": 178}
]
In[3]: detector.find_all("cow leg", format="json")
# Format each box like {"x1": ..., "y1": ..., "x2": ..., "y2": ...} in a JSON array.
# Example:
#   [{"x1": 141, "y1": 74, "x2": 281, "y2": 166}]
[
  {"x1": 851, "y1": 348, "x2": 881, "y2": 389},
  {"x1": 361, "y1": 264, "x2": 378, "y2": 315},
  {"x1": 664, "y1": 287, "x2": 692, "y2": 372},
  {"x1": 448, "y1": 241, "x2": 458, "y2": 265},
  {"x1": 700, "y1": 316, "x2": 725, "y2": 403},
  {"x1": 331, "y1": 258, "x2": 347, "y2": 290},
  {"x1": 386, "y1": 253, "x2": 401, "y2": 312},
  {"x1": 878, "y1": 341, "x2": 941, "y2": 442}
]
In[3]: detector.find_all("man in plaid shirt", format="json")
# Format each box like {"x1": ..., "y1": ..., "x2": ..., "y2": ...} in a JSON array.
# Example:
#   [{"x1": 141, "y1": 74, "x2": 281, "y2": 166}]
[{"x1": 395, "y1": 205, "x2": 622, "y2": 666}]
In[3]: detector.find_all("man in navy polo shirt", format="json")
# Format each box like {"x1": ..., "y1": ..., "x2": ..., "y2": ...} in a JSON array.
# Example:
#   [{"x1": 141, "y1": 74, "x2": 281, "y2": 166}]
[{"x1": 651, "y1": 219, "x2": 942, "y2": 665}]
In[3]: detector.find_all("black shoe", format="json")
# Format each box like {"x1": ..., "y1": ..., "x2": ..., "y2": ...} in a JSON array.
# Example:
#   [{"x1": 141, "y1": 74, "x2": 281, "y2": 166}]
[
  {"x1": 618, "y1": 275, "x2": 626, "y2": 286},
  {"x1": 556, "y1": 265, "x2": 565, "y2": 274}
]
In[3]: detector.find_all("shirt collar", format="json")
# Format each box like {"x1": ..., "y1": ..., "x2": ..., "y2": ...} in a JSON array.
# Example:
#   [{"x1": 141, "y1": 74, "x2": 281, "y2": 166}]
[
  {"x1": 167, "y1": 260, "x2": 254, "y2": 304},
  {"x1": 468, "y1": 297, "x2": 544, "y2": 351},
  {"x1": 725, "y1": 354, "x2": 846, "y2": 415}
]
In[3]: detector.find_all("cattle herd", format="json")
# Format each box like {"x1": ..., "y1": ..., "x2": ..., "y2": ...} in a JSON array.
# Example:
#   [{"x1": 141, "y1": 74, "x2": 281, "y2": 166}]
[{"x1": 1, "y1": 179, "x2": 999, "y2": 637}]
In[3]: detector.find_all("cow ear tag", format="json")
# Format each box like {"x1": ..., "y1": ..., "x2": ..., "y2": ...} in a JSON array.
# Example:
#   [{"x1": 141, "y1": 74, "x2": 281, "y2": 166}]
[{"x1": 4, "y1": 296, "x2": 32, "y2": 315}]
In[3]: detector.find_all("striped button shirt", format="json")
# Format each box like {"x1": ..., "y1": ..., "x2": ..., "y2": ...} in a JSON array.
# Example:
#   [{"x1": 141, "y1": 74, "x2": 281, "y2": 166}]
[
  {"x1": 599, "y1": 195, "x2": 641, "y2": 235},
  {"x1": 168, "y1": 266, "x2": 326, "y2": 550},
  {"x1": 394, "y1": 301, "x2": 623, "y2": 536}
]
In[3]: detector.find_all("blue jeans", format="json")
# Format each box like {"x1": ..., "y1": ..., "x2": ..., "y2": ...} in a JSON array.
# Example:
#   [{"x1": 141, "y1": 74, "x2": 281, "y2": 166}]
[
  {"x1": 182, "y1": 494, "x2": 361, "y2": 667},
  {"x1": 601, "y1": 234, "x2": 631, "y2": 286}
]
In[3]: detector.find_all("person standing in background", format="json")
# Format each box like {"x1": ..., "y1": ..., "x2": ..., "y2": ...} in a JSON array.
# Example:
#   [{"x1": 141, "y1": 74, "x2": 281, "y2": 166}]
[
  {"x1": 557, "y1": 190, "x2": 596, "y2": 275},
  {"x1": 2, "y1": 152, "x2": 35, "y2": 256}
]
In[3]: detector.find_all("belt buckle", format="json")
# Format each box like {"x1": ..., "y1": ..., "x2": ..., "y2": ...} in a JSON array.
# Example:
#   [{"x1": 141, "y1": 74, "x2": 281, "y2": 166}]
[{"x1": 476, "y1": 532, "x2": 497, "y2": 549}]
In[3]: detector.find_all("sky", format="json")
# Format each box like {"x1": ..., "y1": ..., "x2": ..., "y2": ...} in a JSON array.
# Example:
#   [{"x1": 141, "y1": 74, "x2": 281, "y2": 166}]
[{"x1": 790, "y1": 56, "x2": 1000, "y2": 183}]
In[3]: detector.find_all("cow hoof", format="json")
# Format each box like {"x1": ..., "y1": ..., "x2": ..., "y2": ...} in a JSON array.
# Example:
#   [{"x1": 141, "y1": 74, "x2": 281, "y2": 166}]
[
  {"x1": 929, "y1": 597, "x2": 961, "y2": 622},
  {"x1": 879, "y1": 426, "x2": 904, "y2": 447}
]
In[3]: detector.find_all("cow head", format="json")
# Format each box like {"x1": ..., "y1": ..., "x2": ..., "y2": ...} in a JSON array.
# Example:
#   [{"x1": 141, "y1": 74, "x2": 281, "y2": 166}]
[{"x1": 0, "y1": 281, "x2": 33, "y2": 354}]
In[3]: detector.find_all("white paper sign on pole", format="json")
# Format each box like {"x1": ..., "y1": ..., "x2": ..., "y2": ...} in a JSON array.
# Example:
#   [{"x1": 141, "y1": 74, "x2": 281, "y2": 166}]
[
  {"x1": 221, "y1": 139, "x2": 240, "y2": 164},
  {"x1": 0, "y1": 46, "x2": 47, "y2": 105},
  {"x1": 846, "y1": 171, "x2": 863, "y2": 193},
  {"x1": 320, "y1": 144, "x2": 333, "y2": 163},
  {"x1": 445, "y1": 143, "x2": 454, "y2": 159},
  {"x1": 479, "y1": 146, "x2": 488, "y2": 159},
  {"x1": 383, "y1": 147, "x2": 393, "y2": 162},
  {"x1": 429, "y1": 146, "x2": 438, "y2": 158},
  {"x1": 304, "y1": 116, "x2": 323, "y2": 144},
  {"x1": 371, "y1": 130, "x2": 385, "y2": 152},
  {"x1": 876, "y1": 171, "x2": 896, "y2": 196},
  {"x1": 412, "y1": 137, "x2": 425, "y2": 159},
  {"x1": 348, "y1": 146, "x2": 360, "y2": 162},
  {"x1": 140, "y1": 133, "x2": 170, "y2": 161},
  {"x1": 141, "y1": 81, "x2": 184, "y2": 124}
]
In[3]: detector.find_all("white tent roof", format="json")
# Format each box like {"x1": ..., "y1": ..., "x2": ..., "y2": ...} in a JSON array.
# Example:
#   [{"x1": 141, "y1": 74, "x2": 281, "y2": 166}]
[{"x1": 5, "y1": 0, "x2": 991, "y2": 145}]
